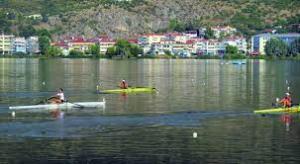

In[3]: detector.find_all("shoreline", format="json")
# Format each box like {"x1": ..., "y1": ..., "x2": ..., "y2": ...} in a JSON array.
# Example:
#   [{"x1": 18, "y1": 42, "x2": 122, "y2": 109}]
[{"x1": 0, "y1": 55, "x2": 299, "y2": 60}]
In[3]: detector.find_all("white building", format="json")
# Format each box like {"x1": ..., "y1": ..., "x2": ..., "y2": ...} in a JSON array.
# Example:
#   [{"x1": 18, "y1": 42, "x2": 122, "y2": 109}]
[
  {"x1": 222, "y1": 37, "x2": 247, "y2": 53},
  {"x1": 26, "y1": 36, "x2": 40, "y2": 54},
  {"x1": 212, "y1": 26, "x2": 237, "y2": 39},
  {"x1": 12, "y1": 37, "x2": 27, "y2": 54},
  {"x1": 99, "y1": 37, "x2": 115, "y2": 54},
  {"x1": 0, "y1": 34, "x2": 14, "y2": 55}
]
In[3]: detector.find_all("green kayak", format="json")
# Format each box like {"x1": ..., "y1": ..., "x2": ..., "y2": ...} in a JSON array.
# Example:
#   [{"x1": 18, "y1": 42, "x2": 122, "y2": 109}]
[
  {"x1": 97, "y1": 87, "x2": 156, "y2": 94},
  {"x1": 254, "y1": 106, "x2": 300, "y2": 114}
]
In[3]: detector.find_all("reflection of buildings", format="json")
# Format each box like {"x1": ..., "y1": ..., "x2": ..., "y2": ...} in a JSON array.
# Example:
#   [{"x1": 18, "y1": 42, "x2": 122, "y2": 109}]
[{"x1": 0, "y1": 59, "x2": 41, "y2": 93}]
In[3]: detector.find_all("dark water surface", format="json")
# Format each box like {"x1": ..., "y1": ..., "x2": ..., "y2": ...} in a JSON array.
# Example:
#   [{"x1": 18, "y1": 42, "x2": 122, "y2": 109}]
[{"x1": 0, "y1": 58, "x2": 300, "y2": 163}]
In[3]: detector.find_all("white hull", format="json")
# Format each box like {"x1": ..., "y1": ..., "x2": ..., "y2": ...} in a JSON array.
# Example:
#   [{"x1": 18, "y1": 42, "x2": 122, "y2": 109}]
[{"x1": 9, "y1": 100, "x2": 105, "y2": 110}]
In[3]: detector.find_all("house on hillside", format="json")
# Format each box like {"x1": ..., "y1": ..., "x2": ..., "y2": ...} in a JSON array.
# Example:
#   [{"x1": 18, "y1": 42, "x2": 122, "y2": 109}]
[{"x1": 211, "y1": 26, "x2": 237, "y2": 39}]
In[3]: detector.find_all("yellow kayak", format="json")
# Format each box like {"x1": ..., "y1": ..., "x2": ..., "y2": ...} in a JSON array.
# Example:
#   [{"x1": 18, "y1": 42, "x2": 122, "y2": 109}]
[
  {"x1": 254, "y1": 106, "x2": 300, "y2": 114},
  {"x1": 97, "y1": 87, "x2": 156, "y2": 94}
]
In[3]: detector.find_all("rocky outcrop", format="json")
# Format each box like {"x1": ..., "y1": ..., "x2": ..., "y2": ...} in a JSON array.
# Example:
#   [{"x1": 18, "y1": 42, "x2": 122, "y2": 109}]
[{"x1": 40, "y1": 0, "x2": 300, "y2": 39}]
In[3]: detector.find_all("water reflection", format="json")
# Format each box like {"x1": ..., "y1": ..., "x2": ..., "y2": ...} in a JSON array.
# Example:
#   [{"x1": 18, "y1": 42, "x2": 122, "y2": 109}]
[{"x1": 280, "y1": 114, "x2": 293, "y2": 132}]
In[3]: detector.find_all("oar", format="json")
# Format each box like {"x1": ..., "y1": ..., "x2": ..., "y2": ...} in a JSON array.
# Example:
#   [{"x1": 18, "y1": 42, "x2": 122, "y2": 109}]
[{"x1": 65, "y1": 100, "x2": 84, "y2": 109}]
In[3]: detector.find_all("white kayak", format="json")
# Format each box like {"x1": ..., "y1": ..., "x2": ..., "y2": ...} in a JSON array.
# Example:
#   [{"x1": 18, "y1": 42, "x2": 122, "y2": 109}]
[{"x1": 9, "y1": 99, "x2": 105, "y2": 110}]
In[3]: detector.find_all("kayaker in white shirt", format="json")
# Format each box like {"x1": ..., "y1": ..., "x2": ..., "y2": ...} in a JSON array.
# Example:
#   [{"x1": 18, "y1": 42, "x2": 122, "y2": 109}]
[
  {"x1": 48, "y1": 88, "x2": 65, "y2": 104},
  {"x1": 56, "y1": 88, "x2": 65, "y2": 102}
]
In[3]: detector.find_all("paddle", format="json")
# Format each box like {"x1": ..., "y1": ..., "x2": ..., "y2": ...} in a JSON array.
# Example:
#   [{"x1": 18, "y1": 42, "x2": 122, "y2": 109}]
[{"x1": 65, "y1": 100, "x2": 84, "y2": 109}]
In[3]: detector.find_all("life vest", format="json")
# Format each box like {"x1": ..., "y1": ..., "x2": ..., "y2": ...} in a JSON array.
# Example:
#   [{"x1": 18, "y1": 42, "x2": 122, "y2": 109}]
[{"x1": 281, "y1": 96, "x2": 291, "y2": 107}]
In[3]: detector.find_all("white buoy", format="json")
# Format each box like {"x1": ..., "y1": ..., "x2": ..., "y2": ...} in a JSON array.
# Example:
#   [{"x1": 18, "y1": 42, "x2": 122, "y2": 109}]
[
  {"x1": 11, "y1": 111, "x2": 15, "y2": 118},
  {"x1": 193, "y1": 132, "x2": 197, "y2": 138},
  {"x1": 42, "y1": 81, "x2": 46, "y2": 85}
]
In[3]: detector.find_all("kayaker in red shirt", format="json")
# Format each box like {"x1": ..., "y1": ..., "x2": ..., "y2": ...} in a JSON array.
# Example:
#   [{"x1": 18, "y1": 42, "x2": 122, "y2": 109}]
[
  {"x1": 279, "y1": 92, "x2": 292, "y2": 108},
  {"x1": 119, "y1": 80, "x2": 128, "y2": 89}
]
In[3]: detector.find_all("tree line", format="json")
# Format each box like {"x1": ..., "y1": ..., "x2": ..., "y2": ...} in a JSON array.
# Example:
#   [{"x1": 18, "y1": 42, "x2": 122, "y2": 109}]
[{"x1": 265, "y1": 37, "x2": 300, "y2": 57}]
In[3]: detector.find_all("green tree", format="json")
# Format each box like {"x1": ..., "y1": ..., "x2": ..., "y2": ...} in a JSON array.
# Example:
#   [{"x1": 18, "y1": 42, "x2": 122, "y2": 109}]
[
  {"x1": 106, "y1": 47, "x2": 116, "y2": 58},
  {"x1": 39, "y1": 36, "x2": 51, "y2": 55},
  {"x1": 41, "y1": 13, "x2": 48, "y2": 23},
  {"x1": 46, "y1": 46, "x2": 62, "y2": 57},
  {"x1": 204, "y1": 27, "x2": 215, "y2": 39},
  {"x1": 104, "y1": 39, "x2": 142, "y2": 58},
  {"x1": 219, "y1": 31, "x2": 226, "y2": 40},
  {"x1": 168, "y1": 19, "x2": 185, "y2": 32},
  {"x1": 289, "y1": 38, "x2": 300, "y2": 57},
  {"x1": 265, "y1": 38, "x2": 288, "y2": 56},
  {"x1": 0, "y1": 11, "x2": 12, "y2": 33},
  {"x1": 129, "y1": 44, "x2": 143, "y2": 57},
  {"x1": 37, "y1": 29, "x2": 52, "y2": 39},
  {"x1": 226, "y1": 45, "x2": 238, "y2": 54},
  {"x1": 115, "y1": 39, "x2": 131, "y2": 57},
  {"x1": 19, "y1": 25, "x2": 37, "y2": 38},
  {"x1": 69, "y1": 49, "x2": 84, "y2": 57},
  {"x1": 90, "y1": 44, "x2": 100, "y2": 57}
]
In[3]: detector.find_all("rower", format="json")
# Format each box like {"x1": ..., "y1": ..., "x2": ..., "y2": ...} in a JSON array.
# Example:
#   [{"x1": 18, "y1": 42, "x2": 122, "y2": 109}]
[
  {"x1": 48, "y1": 88, "x2": 65, "y2": 104},
  {"x1": 279, "y1": 92, "x2": 292, "y2": 108},
  {"x1": 119, "y1": 80, "x2": 128, "y2": 89}
]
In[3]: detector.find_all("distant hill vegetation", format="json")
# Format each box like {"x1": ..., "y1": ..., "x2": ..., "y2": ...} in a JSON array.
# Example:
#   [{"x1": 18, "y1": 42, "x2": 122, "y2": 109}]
[{"x1": 0, "y1": 0, "x2": 299, "y2": 39}]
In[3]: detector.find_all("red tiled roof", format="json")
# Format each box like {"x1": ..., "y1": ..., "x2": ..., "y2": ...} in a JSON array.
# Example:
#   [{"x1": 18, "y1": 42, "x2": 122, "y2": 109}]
[
  {"x1": 52, "y1": 41, "x2": 68, "y2": 48},
  {"x1": 186, "y1": 40, "x2": 196, "y2": 44},
  {"x1": 128, "y1": 39, "x2": 138, "y2": 44},
  {"x1": 100, "y1": 38, "x2": 115, "y2": 43},
  {"x1": 143, "y1": 33, "x2": 164, "y2": 37}
]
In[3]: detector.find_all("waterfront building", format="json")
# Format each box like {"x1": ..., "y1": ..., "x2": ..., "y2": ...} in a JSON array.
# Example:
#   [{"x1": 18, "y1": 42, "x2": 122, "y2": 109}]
[
  {"x1": 194, "y1": 39, "x2": 207, "y2": 55},
  {"x1": 251, "y1": 33, "x2": 300, "y2": 55},
  {"x1": 222, "y1": 37, "x2": 247, "y2": 54},
  {"x1": 12, "y1": 37, "x2": 26, "y2": 54},
  {"x1": 26, "y1": 36, "x2": 40, "y2": 54},
  {"x1": 0, "y1": 34, "x2": 14, "y2": 55},
  {"x1": 99, "y1": 36, "x2": 115, "y2": 54},
  {"x1": 68, "y1": 37, "x2": 96, "y2": 52},
  {"x1": 206, "y1": 40, "x2": 219, "y2": 55}
]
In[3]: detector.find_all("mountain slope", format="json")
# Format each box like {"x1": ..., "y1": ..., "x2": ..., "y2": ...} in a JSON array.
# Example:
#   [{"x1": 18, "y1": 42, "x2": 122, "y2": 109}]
[{"x1": 1, "y1": 0, "x2": 299, "y2": 38}]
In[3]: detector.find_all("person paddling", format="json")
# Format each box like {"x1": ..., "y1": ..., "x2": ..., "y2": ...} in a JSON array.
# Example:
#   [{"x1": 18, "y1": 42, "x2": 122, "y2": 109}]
[
  {"x1": 48, "y1": 88, "x2": 65, "y2": 104},
  {"x1": 119, "y1": 80, "x2": 128, "y2": 89},
  {"x1": 279, "y1": 92, "x2": 292, "y2": 108}
]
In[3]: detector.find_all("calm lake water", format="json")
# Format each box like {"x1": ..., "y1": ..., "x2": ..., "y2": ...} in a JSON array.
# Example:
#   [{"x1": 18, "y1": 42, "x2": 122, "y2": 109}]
[{"x1": 0, "y1": 58, "x2": 300, "y2": 163}]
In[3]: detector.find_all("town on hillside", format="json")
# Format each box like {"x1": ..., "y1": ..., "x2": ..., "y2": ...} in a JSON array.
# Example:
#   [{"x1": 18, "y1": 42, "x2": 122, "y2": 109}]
[{"x1": 1, "y1": 26, "x2": 300, "y2": 58}]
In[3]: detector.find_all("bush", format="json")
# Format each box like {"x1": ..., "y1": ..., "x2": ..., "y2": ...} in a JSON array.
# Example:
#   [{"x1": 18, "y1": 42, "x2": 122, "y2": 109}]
[
  {"x1": 223, "y1": 53, "x2": 246, "y2": 59},
  {"x1": 68, "y1": 50, "x2": 85, "y2": 58}
]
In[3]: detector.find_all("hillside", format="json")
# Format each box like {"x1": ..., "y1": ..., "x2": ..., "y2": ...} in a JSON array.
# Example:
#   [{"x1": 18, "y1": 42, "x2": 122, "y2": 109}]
[{"x1": 1, "y1": 0, "x2": 299, "y2": 39}]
